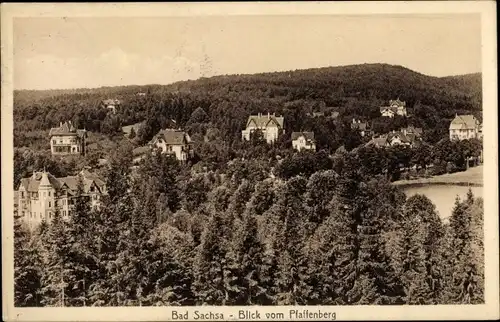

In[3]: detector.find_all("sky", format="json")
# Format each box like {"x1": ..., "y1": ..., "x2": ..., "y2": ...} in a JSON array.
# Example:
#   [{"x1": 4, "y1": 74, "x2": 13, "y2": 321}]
[{"x1": 13, "y1": 14, "x2": 482, "y2": 90}]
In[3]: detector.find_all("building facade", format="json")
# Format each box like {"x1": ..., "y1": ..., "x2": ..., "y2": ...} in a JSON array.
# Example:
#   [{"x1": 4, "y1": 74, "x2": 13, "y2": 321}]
[
  {"x1": 49, "y1": 121, "x2": 87, "y2": 156},
  {"x1": 16, "y1": 169, "x2": 106, "y2": 229},
  {"x1": 150, "y1": 129, "x2": 194, "y2": 161},
  {"x1": 242, "y1": 113, "x2": 285, "y2": 144},
  {"x1": 291, "y1": 132, "x2": 316, "y2": 151},
  {"x1": 101, "y1": 99, "x2": 121, "y2": 114},
  {"x1": 351, "y1": 119, "x2": 372, "y2": 137},
  {"x1": 380, "y1": 99, "x2": 407, "y2": 118},
  {"x1": 449, "y1": 114, "x2": 481, "y2": 141}
]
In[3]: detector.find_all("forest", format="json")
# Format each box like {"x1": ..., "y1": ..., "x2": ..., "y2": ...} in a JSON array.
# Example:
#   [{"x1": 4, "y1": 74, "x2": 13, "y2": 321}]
[
  {"x1": 13, "y1": 63, "x2": 484, "y2": 306},
  {"x1": 14, "y1": 147, "x2": 484, "y2": 306}
]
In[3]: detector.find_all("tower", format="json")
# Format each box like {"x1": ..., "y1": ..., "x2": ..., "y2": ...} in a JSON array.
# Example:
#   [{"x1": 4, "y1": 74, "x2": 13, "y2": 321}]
[{"x1": 38, "y1": 171, "x2": 54, "y2": 224}]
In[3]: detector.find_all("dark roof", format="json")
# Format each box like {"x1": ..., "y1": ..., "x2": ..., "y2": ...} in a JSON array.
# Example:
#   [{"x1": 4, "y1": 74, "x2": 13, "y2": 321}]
[
  {"x1": 351, "y1": 121, "x2": 369, "y2": 131},
  {"x1": 49, "y1": 121, "x2": 86, "y2": 137},
  {"x1": 291, "y1": 131, "x2": 315, "y2": 141},
  {"x1": 18, "y1": 170, "x2": 105, "y2": 194},
  {"x1": 153, "y1": 129, "x2": 192, "y2": 145},
  {"x1": 246, "y1": 114, "x2": 284, "y2": 129}
]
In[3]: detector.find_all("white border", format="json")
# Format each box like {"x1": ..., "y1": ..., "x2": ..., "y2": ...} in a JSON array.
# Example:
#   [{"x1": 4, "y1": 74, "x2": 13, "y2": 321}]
[{"x1": 2, "y1": 2, "x2": 498, "y2": 321}]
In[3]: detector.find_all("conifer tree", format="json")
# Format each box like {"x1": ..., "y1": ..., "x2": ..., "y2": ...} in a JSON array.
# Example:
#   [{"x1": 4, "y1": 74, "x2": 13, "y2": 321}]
[
  {"x1": 192, "y1": 212, "x2": 230, "y2": 305},
  {"x1": 225, "y1": 210, "x2": 266, "y2": 305},
  {"x1": 441, "y1": 194, "x2": 484, "y2": 304},
  {"x1": 39, "y1": 206, "x2": 72, "y2": 306},
  {"x1": 14, "y1": 213, "x2": 42, "y2": 306}
]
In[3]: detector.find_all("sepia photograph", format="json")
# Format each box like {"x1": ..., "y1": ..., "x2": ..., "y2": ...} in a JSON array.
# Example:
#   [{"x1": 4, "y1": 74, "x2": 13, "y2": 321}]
[{"x1": 2, "y1": 2, "x2": 498, "y2": 321}]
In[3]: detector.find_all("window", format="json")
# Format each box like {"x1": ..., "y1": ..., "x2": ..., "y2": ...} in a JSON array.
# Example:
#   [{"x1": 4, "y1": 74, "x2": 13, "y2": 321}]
[
  {"x1": 63, "y1": 199, "x2": 66, "y2": 205},
  {"x1": 49, "y1": 201, "x2": 51, "y2": 207},
  {"x1": 48, "y1": 191, "x2": 51, "y2": 197},
  {"x1": 22, "y1": 211, "x2": 25, "y2": 217},
  {"x1": 60, "y1": 139, "x2": 63, "y2": 144},
  {"x1": 90, "y1": 186, "x2": 95, "y2": 192},
  {"x1": 20, "y1": 192, "x2": 24, "y2": 198},
  {"x1": 63, "y1": 210, "x2": 66, "y2": 217},
  {"x1": 49, "y1": 212, "x2": 52, "y2": 218},
  {"x1": 53, "y1": 140, "x2": 56, "y2": 144}
]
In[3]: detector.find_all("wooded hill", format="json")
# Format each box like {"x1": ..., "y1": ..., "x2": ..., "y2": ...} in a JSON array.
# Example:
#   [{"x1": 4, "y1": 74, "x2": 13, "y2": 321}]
[{"x1": 14, "y1": 63, "x2": 482, "y2": 149}]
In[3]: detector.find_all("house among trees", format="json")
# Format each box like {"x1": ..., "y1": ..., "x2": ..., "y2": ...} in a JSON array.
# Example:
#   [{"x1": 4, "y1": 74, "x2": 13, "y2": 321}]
[
  {"x1": 242, "y1": 112, "x2": 285, "y2": 144},
  {"x1": 380, "y1": 98, "x2": 407, "y2": 117},
  {"x1": 449, "y1": 114, "x2": 481, "y2": 141},
  {"x1": 49, "y1": 121, "x2": 87, "y2": 156},
  {"x1": 150, "y1": 129, "x2": 194, "y2": 161},
  {"x1": 291, "y1": 132, "x2": 316, "y2": 151},
  {"x1": 401, "y1": 125, "x2": 423, "y2": 137},
  {"x1": 351, "y1": 119, "x2": 372, "y2": 137},
  {"x1": 367, "y1": 130, "x2": 421, "y2": 148},
  {"x1": 101, "y1": 99, "x2": 121, "y2": 114},
  {"x1": 16, "y1": 169, "x2": 106, "y2": 229}
]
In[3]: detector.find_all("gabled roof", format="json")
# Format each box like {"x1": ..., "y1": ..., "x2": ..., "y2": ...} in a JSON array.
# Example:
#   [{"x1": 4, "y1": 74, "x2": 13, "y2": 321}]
[
  {"x1": 49, "y1": 121, "x2": 86, "y2": 137},
  {"x1": 18, "y1": 170, "x2": 105, "y2": 194},
  {"x1": 102, "y1": 99, "x2": 120, "y2": 105},
  {"x1": 401, "y1": 126, "x2": 423, "y2": 136},
  {"x1": 389, "y1": 99, "x2": 406, "y2": 107},
  {"x1": 388, "y1": 131, "x2": 411, "y2": 144},
  {"x1": 367, "y1": 136, "x2": 388, "y2": 147},
  {"x1": 380, "y1": 106, "x2": 398, "y2": 113},
  {"x1": 351, "y1": 121, "x2": 369, "y2": 131},
  {"x1": 291, "y1": 131, "x2": 315, "y2": 141},
  {"x1": 449, "y1": 114, "x2": 479, "y2": 130},
  {"x1": 246, "y1": 114, "x2": 284, "y2": 129},
  {"x1": 153, "y1": 129, "x2": 192, "y2": 145}
]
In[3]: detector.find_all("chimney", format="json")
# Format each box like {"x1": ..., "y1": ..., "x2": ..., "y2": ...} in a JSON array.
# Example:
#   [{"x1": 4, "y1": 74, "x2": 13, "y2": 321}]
[
  {"x1": 353, "y1": 118, "x2": 356, "y2": 124},
  {"x1": 258, "y1": 112, "x2": 261, "y2": 117},
  {"x1": 60, "y1": 122, "x2": 62, "y2": 127},
  {"x1": 268, "y1": 112, "x2": 270, "y2": 119}
]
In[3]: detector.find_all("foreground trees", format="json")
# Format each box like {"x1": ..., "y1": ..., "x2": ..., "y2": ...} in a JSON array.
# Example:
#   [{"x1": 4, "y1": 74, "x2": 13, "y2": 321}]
[{"x1": 14, "y1": 153, "x2": 484, "y2": 306}]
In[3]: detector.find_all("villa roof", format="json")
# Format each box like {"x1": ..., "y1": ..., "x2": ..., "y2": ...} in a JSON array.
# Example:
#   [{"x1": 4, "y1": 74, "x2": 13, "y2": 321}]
[
  {"x1": 449, "y1": 114, "x2": 479, "y2": 130},
  {"x1": 291, "y1": 131, "x2": 315, "y2": 141},
  {"x1": 18, "y1": 170, "x2": 105, "y2": 194},
  {"x1": 246, "y1": 113, "x2": 284, "y2": 129},
  {"x1": 49, "y1": 121, "x2": 86, "y2": 137},
  {"x1": 153, "y1": 129, "x2": 192, "y2": 145}
]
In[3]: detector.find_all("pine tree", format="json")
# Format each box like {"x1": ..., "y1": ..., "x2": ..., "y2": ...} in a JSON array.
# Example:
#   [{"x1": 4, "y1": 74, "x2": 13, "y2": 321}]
[
  {"x1": 225, "y1": 210, "x2": 266, "y2": 305},
  {"x1": 192, "y1": 212, "x2": 230, "y2": 305},
  {"x1": 14, "y1": 213, "x2": 42, "y2": 306},
  {"x1": 39, "y1": 207, "x2": 72, "y2": 307},
  {"x1": 270, "y1": 177, "x2": 313, "y2": 305},
  {"x1": 441, "y1": 194, "x2": 484, "y2": 304}
]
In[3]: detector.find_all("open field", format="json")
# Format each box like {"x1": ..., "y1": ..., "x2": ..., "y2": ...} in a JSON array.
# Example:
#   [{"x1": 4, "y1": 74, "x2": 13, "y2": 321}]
[{"x1": 393, "y1": 165, "x2": 483, "y2": 187}]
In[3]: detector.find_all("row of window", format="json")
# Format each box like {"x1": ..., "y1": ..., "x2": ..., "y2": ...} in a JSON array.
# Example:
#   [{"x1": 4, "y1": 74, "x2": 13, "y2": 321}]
[{"x1": 24, "y1": 210, "x2": 69, "y2": 219}]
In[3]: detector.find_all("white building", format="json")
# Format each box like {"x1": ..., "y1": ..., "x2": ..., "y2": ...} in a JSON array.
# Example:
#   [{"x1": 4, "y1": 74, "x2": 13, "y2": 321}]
[
  {"x1": 449, "y1": 114, "x2": 480, "y2": 141},
  {"x1": 101, "y1": 99, "x2": 121, "y2": 114},
  {"x1": 49, "y1": 121, "x2": 87, "y2": 156},
  {"x1": 150, "y1": 129, "x2": 194, "y2": 161},
  {"x1": 291, "y1": 132, "x2": 316, "y2": 151},
  {"x1": 16, "y1": 169, "x2": 106, "y2": 230},
  {"x1": 242, "y1": 112, "x2": 284, "y2": 144},
  {"x1": 380, "y1": 98, "x2": 407, "y2": 118}
]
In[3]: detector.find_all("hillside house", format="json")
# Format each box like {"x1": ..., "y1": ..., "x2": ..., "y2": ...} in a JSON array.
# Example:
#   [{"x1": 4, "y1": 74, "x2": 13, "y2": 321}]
[
  {"x1": 16, "y1": 169, "x2": 106, "y2": 229},
  {"x1": 291, "y1": 132, "x2": 316, "y2": 151},
  {"x1": 49, "y1": 121, "x2": 87, "y2": 156},
  {"x1": 380, "y1": 98, "x2": 407, "y2": 117},
  {"x1": 366, "y1": 130, "x2": 421, "y2": 148},
  {"x1": 150, "y1": 129, "x2": 194, "y2": 161},
  {"x1": 351, "y1": 119, "x2": 372, "y2": 137},
  {"x1": 101, "y1": 99, "x2": 121, "y2": 114},
  {"x1": 449, "y1": 114, "x2": 480, "y2": 141},
  {"x1": 242, "y1": 112, "x2": 285, "y2": 144},
  {"x1": 401, "y1": 126, "x2": 423, "y2": 137}
]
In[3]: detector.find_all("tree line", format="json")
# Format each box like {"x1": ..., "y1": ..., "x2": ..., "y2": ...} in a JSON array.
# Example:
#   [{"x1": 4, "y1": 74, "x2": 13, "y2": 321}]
[{"x1": 15, "y1": 148, "x2": 483, "y2": 306}]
